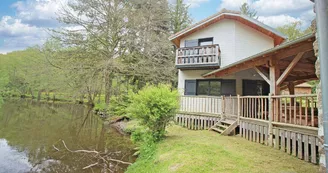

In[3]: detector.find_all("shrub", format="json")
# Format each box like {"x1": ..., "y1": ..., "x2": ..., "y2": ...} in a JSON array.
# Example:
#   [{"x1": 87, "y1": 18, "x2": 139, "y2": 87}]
[
  {"x1": 109, "y1": 94, "x2": 131, "y2": 116},
  {"x1": 127, "y1": 84, "x2": 179, "y2": 141}
]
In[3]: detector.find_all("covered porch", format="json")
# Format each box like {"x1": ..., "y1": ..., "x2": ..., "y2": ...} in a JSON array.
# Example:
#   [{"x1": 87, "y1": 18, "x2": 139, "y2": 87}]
[
  {"x1": 202, "y1": 33, "x2": 318, "y2": 128},
  {"x1": 176, "y1": 34, "x2": 319, "y2": 164}
]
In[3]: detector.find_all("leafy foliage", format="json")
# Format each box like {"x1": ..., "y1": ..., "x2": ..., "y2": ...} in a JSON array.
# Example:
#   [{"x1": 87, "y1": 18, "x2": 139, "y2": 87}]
[
  {"x1": 127, "y1": 84, "x2": 179, "y2": 141},
  {"x1": 277, "y1": 21, "x2": 313, "y2": 41}
]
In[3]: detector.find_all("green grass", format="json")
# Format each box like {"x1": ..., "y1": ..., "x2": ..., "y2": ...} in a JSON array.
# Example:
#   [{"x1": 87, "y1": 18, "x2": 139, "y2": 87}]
[{"x1": 126, "y1": 125, "x2": 318, "y2": 173}]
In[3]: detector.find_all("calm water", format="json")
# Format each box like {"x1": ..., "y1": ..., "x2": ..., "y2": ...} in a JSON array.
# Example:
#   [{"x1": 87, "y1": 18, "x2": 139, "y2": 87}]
[{"x1": 0, "y1": 99, "x2": 136, "y2": 173}]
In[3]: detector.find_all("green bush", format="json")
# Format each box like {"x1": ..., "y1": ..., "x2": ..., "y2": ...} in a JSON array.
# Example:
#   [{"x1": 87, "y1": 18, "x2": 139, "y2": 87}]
[
  {"x1": 93, "y1": 102, "x2": 109, "y2": 112},
  {"x1": 109, "y1": 94, "x2": 131, "y2": 116},
  {"x1": 127, "y1": 84, "x2": 179, "y2": 141}
]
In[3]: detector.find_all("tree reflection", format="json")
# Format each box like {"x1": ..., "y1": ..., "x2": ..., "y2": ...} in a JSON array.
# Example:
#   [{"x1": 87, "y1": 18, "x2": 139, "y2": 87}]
[{"x1": 0, "y1": 99, "x2": 135, "y2": 173}]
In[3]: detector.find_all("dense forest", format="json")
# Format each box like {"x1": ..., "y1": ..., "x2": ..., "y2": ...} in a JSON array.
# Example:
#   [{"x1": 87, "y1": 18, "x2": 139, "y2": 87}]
[{"x1": 0, "y1": 1, "x2": 312, "y2": 106}]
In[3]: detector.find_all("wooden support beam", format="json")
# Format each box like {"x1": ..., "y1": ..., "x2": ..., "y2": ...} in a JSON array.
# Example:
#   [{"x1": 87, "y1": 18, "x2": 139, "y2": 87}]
[
  {"x1": 254, "y1": 67, "x2": 271, "y2": 85},
  {"x1": 269, "y1": 58, "x2": 280, "y2": 95},
  {"x1": 279, "y1": 61, "x2": 315, "y2": 72},
  {"x1": 288, "y1": 82, "x2": 295, "y2": 95},
  {"x1": 276, "y1": 52, "x2": 305, "y2": 86},
  {"x1": 284, "y1": 74, "x2": 318, "y2": 82}
]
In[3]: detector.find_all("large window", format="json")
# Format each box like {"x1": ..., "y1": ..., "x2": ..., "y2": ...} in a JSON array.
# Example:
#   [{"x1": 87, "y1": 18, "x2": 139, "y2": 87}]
[{"x1": 185, "y1": 79, "x2": 235, "y2": 96}]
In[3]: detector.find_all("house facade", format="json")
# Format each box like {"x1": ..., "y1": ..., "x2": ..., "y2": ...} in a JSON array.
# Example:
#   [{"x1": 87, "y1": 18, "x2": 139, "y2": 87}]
[
  {"x1": 169, "y1": 9, "x2": 286, "y2": 97},
  {"x1": 170, "y1": 9, "x2": 320, "y2": 165}
]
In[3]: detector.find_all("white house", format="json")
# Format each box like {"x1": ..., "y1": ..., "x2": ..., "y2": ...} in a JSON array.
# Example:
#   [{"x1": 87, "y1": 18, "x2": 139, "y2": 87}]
[
  {"x1": 169, "y1": 9, "x2": 287, "y2": 97},
  {"x1": 170, "y1": 9, "x2": 320, "y2": 165}
]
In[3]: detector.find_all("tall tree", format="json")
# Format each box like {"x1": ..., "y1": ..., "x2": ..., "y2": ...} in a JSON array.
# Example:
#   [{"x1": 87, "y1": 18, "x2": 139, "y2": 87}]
[
  {"x1": 169, "y1": 0, "x2": 192, "y2": 33},
  {"x1": 54, "y1": 0, "x2": 130, "y2": 104},
  {"x1": 240, "y1": 3, "x2": 258, "y2": 19},
  {"x1": 122, "y1": 0, "x2": 177, "y2": 87}
]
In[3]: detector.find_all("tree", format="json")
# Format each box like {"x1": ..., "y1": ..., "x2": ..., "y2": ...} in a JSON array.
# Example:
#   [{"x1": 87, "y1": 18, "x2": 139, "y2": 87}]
[
  {"x1": 240, "y1": 3, "x2": 258, "y2": 19},
  {"x1": 277, "y1": 21, "x2": 313, "y2": 41},
  {"x1": 169, "y1": 0, "x2": 192, "y2": 33}
]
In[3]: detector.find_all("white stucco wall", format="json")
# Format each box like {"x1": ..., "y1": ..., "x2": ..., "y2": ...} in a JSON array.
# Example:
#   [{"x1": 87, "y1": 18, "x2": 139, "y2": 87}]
[{"x1": 234, "y1": 21, "x2": 274, "y2": 61}]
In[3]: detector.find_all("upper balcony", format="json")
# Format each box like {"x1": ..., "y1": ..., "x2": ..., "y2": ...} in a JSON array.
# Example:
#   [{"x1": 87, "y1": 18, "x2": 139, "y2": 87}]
[{"x1": 175, "y1": 44, "x2": 221, "y2": 69}]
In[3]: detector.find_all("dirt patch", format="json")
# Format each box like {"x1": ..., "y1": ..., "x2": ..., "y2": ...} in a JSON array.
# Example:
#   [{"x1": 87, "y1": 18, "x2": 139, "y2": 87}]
[{"x1": 169, "y1": 163, "x2": 183, "y2": 172}]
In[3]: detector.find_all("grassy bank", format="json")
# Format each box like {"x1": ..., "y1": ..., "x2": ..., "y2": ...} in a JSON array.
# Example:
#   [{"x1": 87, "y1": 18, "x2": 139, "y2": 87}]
[{"x1": 126, "y1": 125, "x2": 318, "y2": 173}]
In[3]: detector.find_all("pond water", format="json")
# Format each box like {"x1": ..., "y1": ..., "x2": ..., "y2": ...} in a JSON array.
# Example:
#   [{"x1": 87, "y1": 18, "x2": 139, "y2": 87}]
[{"x1": 0, "y1": 99, "x2": 136, "y2": 173}]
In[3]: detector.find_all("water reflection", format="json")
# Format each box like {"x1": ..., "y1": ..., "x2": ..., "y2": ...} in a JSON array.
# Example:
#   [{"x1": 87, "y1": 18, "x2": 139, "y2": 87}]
[{"x1": 0, "y1": 99, "x2": 135, "y2": 173}]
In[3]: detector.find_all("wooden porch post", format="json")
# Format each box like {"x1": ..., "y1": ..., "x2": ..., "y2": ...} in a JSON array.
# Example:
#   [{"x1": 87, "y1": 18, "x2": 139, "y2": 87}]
[
  {"x1": 269, "y1": 58, "x2": 280, "y2": 146},
  {"x1": 288, "y1": 82, "x2": 295, "y2": 106},
  {"x1": 268, "y1": 93, "x2": 273, "y2": 146},
  {"x1": 221, "y1": 96, "x2": 225, "y2": 120},
  {"x1": 269, "y1": 58, "x2": 281, "y2": 95}
]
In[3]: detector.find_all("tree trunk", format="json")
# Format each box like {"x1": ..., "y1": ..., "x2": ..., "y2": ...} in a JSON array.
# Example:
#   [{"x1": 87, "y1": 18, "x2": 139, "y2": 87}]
[
  {"x1": 104, "y1": 73, "x2": 113, "y2": 105},
  {"x1": 37, "y1": 90, "x2": 42, "y2": 101},
  {"x1": 53, "y1": 93, "x2": 56, "y2": 102},
  {"x1": 29, "y1": 88, "x2": 35, "y2": 99}
]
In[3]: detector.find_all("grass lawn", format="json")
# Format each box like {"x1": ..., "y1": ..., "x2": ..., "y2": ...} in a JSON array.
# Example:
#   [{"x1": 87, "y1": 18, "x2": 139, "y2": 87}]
[{"x1": 127, "y1": 125, "x2": 318, "y2": 173}]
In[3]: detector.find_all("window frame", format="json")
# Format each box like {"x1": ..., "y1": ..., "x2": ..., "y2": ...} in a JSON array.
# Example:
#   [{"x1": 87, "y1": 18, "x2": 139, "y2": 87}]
[{"x1": 195, "y1": 79, "x2": 235, "y2": 96}]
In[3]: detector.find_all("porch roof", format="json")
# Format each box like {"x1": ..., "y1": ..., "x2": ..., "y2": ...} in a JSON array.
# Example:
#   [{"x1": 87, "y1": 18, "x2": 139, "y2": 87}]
[{"x1": 203, "y1": 33, "x2": 317, "y2": 93}]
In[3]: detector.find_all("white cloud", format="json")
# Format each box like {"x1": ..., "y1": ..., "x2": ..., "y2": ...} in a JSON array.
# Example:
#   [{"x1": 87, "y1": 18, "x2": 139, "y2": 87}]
[
  {"x1": 253, "y1": 0, "x2": 313, "y2": 16},
  {"x1": 217, "y1": 0, "x2": 251, "y2": 11},
  {"x1": 11, "y1": 0, "x2": 64, "y2": 27},
  {"x1": 216, "y1": 0, "x2": 315, "y2": 28},
  {"x1": 0, "y1": 0, "x2": 69, "y2": 53},
  {"x1": 0, "y1": 16, "x2": 48, "y2": 53},
  {"x1": 258, "y1": 15, "x2": 301, "y2": 28},
  {"x1": 0, "y1": 16, "x2": 42, "y2": 37}
]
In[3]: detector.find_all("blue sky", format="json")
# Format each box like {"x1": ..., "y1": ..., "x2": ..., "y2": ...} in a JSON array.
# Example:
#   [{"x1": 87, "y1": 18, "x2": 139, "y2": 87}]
[{"x1": 0, "y1": 0, "x2": 315, "y2": 54}]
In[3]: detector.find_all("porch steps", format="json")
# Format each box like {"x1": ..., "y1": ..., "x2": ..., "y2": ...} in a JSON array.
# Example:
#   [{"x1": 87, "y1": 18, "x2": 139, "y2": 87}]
[{"x1": 210, "y1": 119, "x2": 238, "y2": 136}]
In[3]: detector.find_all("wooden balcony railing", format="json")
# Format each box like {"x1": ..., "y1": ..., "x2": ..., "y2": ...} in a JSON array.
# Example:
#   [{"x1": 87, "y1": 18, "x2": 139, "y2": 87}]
[{"x1": 176, "y1": 44, "x2": 220, "y2": 66}]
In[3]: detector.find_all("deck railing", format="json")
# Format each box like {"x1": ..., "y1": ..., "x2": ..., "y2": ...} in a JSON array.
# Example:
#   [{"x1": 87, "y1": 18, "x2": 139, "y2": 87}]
[
  {"x1": 180, "y1": 96, "x2": 223, "y2": 115},
  {"x1": 179, "y1": 94, "x2": 318, "y2": 128},
  {"x1": 176, "y1": 44, "x2": 220, "y2": 66},
  {"x1": 240, "y1": 96, "x2": 270, "y2": 121},
  {"x1": 224, "y1": 96, "x2": 238, "y2": 116},
  {"x1": 272, "y1": 94, "x2": 318, "y2": 127}
]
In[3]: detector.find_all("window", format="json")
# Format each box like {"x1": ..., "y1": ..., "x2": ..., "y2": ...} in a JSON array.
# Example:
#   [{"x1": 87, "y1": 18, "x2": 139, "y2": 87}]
[
  {"x1": 185, "y1": 39, "x2": 198, "y2": 47},
  {"x1": 185, "y1": 79, "x2": 235, "y2": 96},
  {"x1": 199, "y1": 37, "x2": 213, "y2": 46},
  {"x1": 243, "y1": 80, "x2": 269, "y2": 96},
  {"x1": 185, "y1": 37, "x2": 214, "y2": 47},
  {"x1": 185, "y1": 80, "x2": 197, "y2": 95},
  {"x1": 197, "y1": 81, "x2": 210, "y2": 95},
  {"x1": 209, "y1": 80, "x2": 221, "y2": 96}
]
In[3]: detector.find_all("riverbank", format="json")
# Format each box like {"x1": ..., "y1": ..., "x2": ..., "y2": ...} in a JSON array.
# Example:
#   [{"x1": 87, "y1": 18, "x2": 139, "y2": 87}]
[{"x1": 126, "y1": 125, "x2": 318, "y2": 173}]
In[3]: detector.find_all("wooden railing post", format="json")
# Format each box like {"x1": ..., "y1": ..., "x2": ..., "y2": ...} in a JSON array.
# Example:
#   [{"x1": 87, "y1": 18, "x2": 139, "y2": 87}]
[
  {"x1": 268, "y1": 93, "x2": 274, "y2": 146},
  {"x1": 237, "y1": 95, "x2": 240, "y2": 124},
  {"x1": 221, "y1": 96, "x2": 225, "y2": 120}
]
